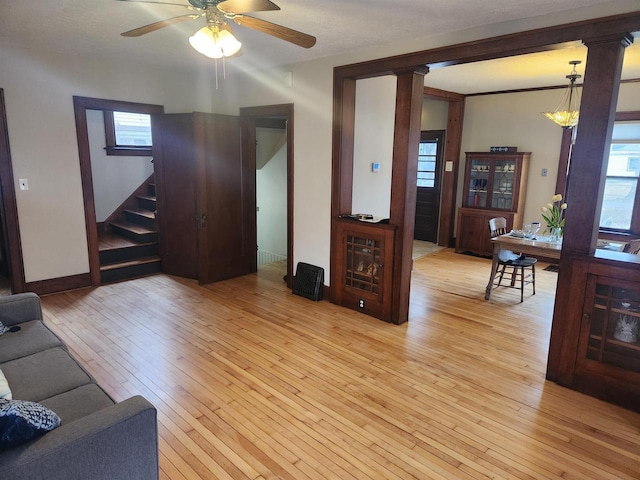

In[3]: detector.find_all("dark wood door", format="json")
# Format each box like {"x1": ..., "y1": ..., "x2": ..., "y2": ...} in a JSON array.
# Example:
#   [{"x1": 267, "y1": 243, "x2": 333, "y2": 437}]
[
  {"x1": 153, "y1": 112, "x2": 253, "y2": 284},
  {"x1": 196, "y1": 113, "x2": 254, "y2": 283},
  {"x1": 414, "y1": 131, "x2": 444, "y2": 242},
  {"x1": 152, "y1": 114, "x2": 199, "y2": 279}
]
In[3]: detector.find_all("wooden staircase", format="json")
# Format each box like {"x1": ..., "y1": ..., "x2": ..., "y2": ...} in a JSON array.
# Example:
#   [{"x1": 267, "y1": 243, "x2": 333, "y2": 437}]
[{"x1": 99, "y1": 180, "x2": 161, "y2": 283}]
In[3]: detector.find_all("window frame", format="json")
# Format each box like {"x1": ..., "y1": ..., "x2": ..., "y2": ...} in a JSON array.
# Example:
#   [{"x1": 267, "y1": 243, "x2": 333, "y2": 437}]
[
  {"x1": 598, "y1": 111, "x2": 640, "y2": 238},
  {"x1": 103, "y1": 110, "x2": 153, "y2": 156}
]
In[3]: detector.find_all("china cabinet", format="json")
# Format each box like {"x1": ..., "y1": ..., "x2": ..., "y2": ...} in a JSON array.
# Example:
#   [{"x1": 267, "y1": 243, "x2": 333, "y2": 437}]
[
  {"x1": 333, "y1": 218, "x2": 396, "y2": 322},
  {"x1": 455, "y1": 151, "x2": 530, "y2": 256}
]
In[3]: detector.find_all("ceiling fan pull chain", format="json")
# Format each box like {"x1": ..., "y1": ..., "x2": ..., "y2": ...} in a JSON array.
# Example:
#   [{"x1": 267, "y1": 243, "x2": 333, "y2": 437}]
[{"x1": 215, "y1": 58, "x2": 219, "y2": 90}]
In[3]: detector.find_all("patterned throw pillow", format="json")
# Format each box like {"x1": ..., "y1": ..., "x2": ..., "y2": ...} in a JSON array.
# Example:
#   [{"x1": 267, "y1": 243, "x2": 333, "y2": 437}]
[{"x1": 0, "y1": 398, "x2": 61, "y2": 451}]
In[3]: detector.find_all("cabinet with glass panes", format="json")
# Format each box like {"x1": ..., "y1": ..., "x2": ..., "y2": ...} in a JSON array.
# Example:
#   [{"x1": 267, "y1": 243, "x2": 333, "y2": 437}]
[
  {"x1": 455, "y1": 151, "x2": 531, "y2": 256},
  {"x1": 333, "y1": 218, "x2": 396, "y2": 322},
  {"x1": 580, "y1": 277, "x2": 640, "y2": 374}
]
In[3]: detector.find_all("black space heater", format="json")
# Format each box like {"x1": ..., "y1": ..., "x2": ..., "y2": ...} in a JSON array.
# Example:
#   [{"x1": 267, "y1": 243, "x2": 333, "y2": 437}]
[{"x1": 292, "y1": 262, "x2": 324, "y2": 301}]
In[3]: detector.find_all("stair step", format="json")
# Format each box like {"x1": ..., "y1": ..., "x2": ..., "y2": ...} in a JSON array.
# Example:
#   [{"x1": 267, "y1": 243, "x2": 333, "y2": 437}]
[
  {"x1": 137, "y1": 194, "x2": 157, "y2": 211},
  {"x1": 100, "y1": 242, "x2": 159, "y2": 265},
  {"x1": 100, "y1": 256, "x2": 161, "y2": 284},
  {"x1": 124, "y1": 207, "x2": 157, "y2": 230},
  {"x1": 100, "y1": 256, "x2": 161, "y2": 272},
  {"x1": 124, "y1": 207, "x2": 155, "y2": 219},
  {"x1": 111, "y1": 221, "x2": 158, "y2": 243}
]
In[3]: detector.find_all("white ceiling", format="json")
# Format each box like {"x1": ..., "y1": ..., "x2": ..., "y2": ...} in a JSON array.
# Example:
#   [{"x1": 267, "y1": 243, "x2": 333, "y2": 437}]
[{"x1": 0, "y1": 0, "x2": 638, "y2": 94}]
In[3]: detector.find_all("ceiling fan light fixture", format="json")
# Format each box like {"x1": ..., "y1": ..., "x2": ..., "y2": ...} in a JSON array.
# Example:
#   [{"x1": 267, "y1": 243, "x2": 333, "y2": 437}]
[
  {"x1": 189, "y1": 25, "x2": 241, "y2": 59},
  {"x1": 542, "y1": 60, "x2": 582, "y2": 129}
]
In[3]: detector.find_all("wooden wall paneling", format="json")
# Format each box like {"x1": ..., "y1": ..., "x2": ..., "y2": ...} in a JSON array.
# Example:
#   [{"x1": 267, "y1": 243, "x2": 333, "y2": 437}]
[{"x1": 389, "y1": 68, "x2": 428, "y2": 325}]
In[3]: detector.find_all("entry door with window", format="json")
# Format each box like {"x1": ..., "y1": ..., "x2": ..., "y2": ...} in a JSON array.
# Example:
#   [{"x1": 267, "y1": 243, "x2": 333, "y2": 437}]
[{"x1": 414, "y1": 131, "x2": 444, "y2": 242}]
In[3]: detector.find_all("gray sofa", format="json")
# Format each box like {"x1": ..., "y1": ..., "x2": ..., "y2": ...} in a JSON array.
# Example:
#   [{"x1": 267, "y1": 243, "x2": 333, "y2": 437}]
[{"x1": 0, "y1": 293, "x2": 159, "y2": 480}]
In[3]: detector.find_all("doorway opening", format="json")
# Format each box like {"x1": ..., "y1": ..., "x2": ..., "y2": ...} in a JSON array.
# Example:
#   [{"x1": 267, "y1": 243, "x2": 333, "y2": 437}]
[
  {"x1": 73, "y1": 97, "x2": 164, "y2": 287},
  {"x1": 240, "y1": 105, "x2": 294, "y2": 288},
  {"x1": 414, "y1": 130, "x2": 445, "y2": 244},
  {"x1": 255, "y1": 119, "x2": 288, "y2": 273}
]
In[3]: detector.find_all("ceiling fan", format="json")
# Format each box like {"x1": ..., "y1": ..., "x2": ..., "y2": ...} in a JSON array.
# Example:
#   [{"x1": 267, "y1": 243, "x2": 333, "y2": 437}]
[{"x1": 117, "y1": 0, "x2": 316, "y2": 57}]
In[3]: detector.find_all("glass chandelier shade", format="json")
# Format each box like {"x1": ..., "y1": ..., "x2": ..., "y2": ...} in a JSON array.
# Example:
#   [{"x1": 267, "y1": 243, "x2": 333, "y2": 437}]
[
  {"x1": 189, "y1": 25, "x2": 242, "y2": 59},
  {"x1": 542, "y1": 60, "x2": 582, "y2": 129}
]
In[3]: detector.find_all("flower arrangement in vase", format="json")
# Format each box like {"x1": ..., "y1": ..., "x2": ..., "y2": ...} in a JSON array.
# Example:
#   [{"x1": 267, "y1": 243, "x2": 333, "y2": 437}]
[{"x1": 541, "y1": 194, "x2": 567, "y2": 241}]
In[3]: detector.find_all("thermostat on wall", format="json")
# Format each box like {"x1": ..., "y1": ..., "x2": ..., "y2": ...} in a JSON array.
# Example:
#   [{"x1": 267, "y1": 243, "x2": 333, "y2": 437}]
[{"x1": 372, "y1": 162, "x2": 380, "y2": 173}]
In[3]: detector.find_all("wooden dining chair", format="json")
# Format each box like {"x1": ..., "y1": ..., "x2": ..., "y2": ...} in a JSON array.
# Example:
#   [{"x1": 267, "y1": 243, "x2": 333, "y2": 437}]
[{"x1": 488, "y1": 217, "x2": 537, "y2": 302}]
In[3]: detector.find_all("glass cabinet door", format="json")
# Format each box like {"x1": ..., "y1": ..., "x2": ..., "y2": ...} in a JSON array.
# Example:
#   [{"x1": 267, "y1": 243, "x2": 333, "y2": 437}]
[
  {"x1": 345, "y1": 234, "x2": 382, "y2": 294},
  {"x1": 586, "y1": 281, "x2": 640, "y2": 373},
  {"x1": 467, "y1": 158, "x2": 490, "y2": 207},
  {"x1": 491, "y1": 159, "x2": 516, "y2": 210}
]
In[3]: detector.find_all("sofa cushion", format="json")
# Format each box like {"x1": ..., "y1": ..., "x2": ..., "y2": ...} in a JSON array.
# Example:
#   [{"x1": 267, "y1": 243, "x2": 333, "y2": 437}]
[
  {"x1": 0, "y1": 320, "x2": 63, "y2": 364},
  {"x1": 40, "y1": 384, "x2": 114, "y2": 424},
  {"x1": 0, "y1": 398, "x2": 61, "y2": 451},
  {"x1": 0, "y1": 348, "x2": 92, "y2": 402}
]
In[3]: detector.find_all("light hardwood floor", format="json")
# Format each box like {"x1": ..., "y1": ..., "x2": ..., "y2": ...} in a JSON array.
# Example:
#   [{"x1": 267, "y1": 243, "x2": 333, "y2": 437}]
[{"x1": 41, "y1": 249, "x2": 640, "y2": 479}]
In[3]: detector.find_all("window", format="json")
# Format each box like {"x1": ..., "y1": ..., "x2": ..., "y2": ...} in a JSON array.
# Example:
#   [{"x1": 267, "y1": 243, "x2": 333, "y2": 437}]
[
  {"x1": 417, "y1": 139, "x2": 437, "y2": 188},
  {"x1": 599, "y1": 120, "x2": 640, "y2": 233},
  {"x1": 104, "y1": 111, "x2": 153, "y2": 156}
]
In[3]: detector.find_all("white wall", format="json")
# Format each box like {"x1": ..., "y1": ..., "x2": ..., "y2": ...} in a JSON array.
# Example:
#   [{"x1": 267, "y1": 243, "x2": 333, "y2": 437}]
[
  {"x1": 256, "y1": 127, "x2": 287, "y2": 257},
  {"x1": 0, "y1": 45, "x2": 214, "y2": 282},
  {"x1": 422, "y1": 98, "x2": 449, "y2": 131},
  {"x1": 352, "y1": 76, "x2": 396, "y2": 218},
  {"x1": 87, "y1": 110, "x2": 154, "y2": 222}
]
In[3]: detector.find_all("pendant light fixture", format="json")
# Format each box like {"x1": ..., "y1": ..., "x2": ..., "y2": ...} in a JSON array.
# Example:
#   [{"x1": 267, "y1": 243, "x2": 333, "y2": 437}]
[
  {"x1": 189, "y1": 8, "x2": 241, "y2": 88},
  {"x1": 542, "y1": 60, "x2": 582, "y2": 129}
]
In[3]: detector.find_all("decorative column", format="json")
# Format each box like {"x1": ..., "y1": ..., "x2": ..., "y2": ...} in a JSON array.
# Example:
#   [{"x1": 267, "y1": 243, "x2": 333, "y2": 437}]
[
  {"x1": 389, "y1": 66, "x2": 428, "y2": 324},
  {"x1": 547, "y1": 33, "x2": 633, "y2": 383}
]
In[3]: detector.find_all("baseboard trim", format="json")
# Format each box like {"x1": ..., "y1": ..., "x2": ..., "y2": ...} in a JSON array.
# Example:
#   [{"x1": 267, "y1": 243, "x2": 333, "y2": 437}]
[{"x1": 25, "y1": 273, "x2": 92, "y2": 296}]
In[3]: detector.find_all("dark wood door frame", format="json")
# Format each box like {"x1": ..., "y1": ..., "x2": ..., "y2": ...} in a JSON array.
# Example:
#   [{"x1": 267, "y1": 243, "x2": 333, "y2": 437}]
[
  {"x1": 73, "y1": 96, "x2": 164, "y2": 287},
  {"x1": 239, "y1": 104, "x2": 294, "y2": 288},
  {"x1": 423, "y1": 87, "x2": 465, "y2": 247},
  {"x1": 0, "y1": 89, "x2": 26, "y2": 293}
]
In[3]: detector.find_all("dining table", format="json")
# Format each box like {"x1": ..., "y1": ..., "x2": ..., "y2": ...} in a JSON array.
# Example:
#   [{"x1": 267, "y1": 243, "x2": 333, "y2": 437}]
[
  {"x1": 484, "y1": 234, "x2": 628, "y2": 300},
  {"x1": 485, "y1": 234, "x2": 562, "y2": 300}
]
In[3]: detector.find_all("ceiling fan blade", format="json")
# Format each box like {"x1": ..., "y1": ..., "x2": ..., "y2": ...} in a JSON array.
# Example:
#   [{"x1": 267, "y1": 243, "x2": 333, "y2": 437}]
[
  {"x1": 121, "y1": 14, "x2": 200, "y2": 37},
  {"x1": 115, "y1": 0, "x2": 197, "y2": 9},
  {"x1": 233, "y1": 15, "x2": 315, "y2": 48},
  {"x1": 217, "y1": 0, "x2": 280, "y2": 14}
]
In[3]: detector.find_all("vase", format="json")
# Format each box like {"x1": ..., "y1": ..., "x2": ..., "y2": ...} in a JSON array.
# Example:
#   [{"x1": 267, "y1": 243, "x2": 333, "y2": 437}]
[{"x1": 550, "y1": 227, "x2": 563, "y2": 243}]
